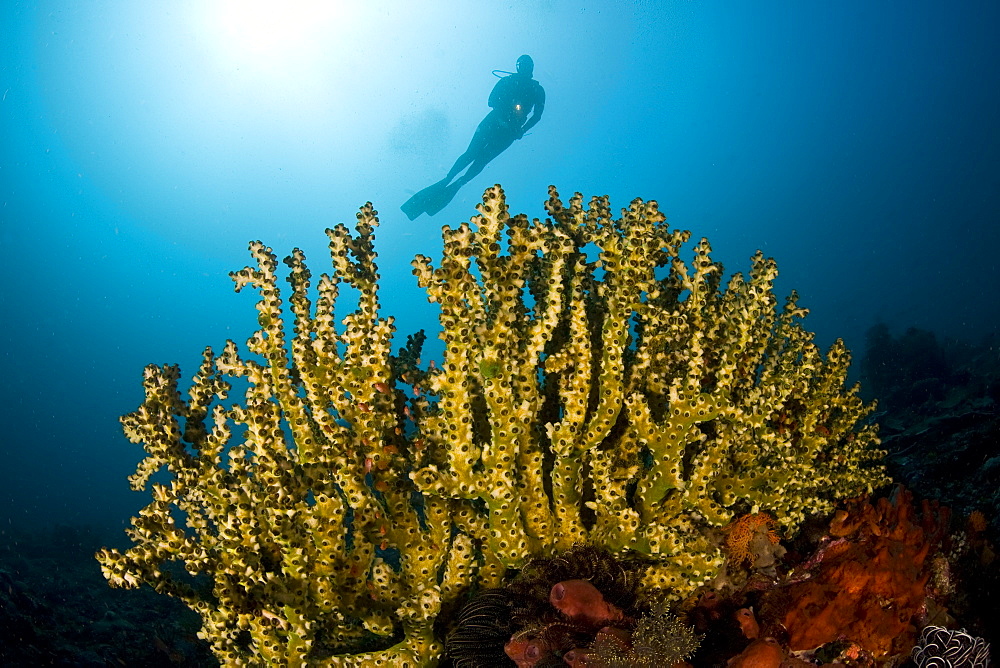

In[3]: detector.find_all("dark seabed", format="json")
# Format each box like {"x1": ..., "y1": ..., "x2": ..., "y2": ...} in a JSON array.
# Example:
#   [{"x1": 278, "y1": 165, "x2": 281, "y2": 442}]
[{"x1": 2, "y1": 1, "x2": 998, "y2": 665}]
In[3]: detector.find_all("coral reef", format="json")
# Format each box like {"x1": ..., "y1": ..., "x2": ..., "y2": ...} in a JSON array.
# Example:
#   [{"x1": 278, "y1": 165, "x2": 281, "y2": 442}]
[
  {"x1": 760, "y1": 486, "x2": 949, "y2": 659},
  {"x1": 911, "y1": 625, "x2": 991, "y2": 668},
  {"x1": 861, "y1": 324, "x2": 954, "y2": 411},
  {"x1": 96, "y1": 186, "x2": 887, "y2": 665},
  {"x1": 858, "y1": 326, "x2": 1000, "y2": 649},
  {"x1": 447, "y1": 546, "x2": 700, "y2": 668},
  {"x1": 680, "y1": 486, "x2": 999, "y2": 668},
  {"x1": 0, "y1": 526, "x2": 216, "y2": 667},
  {"x1": 584, "y1": 607, "x2": 701, "y2": 668},
  {"x1": 723, "y1": 512, "x2": 782, "y2": 569},
  {"x1": 862, "y1": 326, "x2": 1000, "y2": 527}
]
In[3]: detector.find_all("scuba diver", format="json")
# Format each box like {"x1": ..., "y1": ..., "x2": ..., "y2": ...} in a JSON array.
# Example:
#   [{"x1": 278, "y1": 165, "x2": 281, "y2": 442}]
[{"x1": 401, "y1": 55, "x2": 545, "y2": 221}]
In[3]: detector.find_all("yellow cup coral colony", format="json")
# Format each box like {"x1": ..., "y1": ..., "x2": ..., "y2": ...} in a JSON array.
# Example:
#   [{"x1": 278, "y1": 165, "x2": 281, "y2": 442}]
[{"x1": 97, "y1": 186, "x2": 888, "y2": 666}]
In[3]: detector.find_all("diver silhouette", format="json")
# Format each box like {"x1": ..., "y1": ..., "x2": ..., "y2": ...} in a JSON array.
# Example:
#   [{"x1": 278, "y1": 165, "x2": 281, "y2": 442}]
[{"x1": 401, "y1": 55, "x2": 545, "y2": 221}]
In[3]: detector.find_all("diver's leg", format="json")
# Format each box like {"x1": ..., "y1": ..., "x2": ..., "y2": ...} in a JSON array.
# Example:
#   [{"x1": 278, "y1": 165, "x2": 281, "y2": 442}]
[
  {"x1": 446, "y1": 151, "x2": 475, "y2": 183},
  {"x1": 452, "y1": 158, "x2": 488, "y2": 188},
  {"x1": 447, "y1": 114, "x2": 502, "y2": 183},
  {"x1": 453, "y1": 134, "x2": 516, "y2": 188}
]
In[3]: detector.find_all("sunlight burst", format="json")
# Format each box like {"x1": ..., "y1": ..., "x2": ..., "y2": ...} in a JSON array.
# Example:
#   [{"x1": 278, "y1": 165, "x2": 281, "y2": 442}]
[{"x1": 206, "y1": 0, "x2": 353, "y2": 71}]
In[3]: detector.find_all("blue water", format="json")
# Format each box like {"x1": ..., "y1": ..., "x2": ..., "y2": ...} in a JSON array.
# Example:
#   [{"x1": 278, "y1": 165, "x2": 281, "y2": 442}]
[{"x1": 2, "y1": 1, "x2": 998, "y2": 532}]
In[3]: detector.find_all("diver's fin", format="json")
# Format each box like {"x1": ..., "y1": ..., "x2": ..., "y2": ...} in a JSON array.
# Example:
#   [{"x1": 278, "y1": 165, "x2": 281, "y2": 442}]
[
  {"x1": 423, "y1": 182, "x2": 461, "y2": 216},
  {"x1": 400, "y1": 191, "x2": 427, "y2": 221},
  {"x1": 401, "y1": 179, "x2": 450, "y2": 221}
]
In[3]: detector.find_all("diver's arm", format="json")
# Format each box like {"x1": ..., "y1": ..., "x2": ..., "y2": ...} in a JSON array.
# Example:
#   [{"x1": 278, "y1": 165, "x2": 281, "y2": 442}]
[{"x1": 518, "y1": 86, "x2": 545, "y2": 136}]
